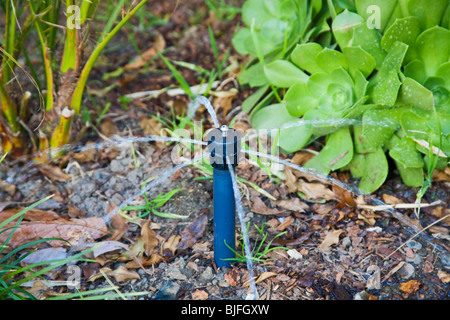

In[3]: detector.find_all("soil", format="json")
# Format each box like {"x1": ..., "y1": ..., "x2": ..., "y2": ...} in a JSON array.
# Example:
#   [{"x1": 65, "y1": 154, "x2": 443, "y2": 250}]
[{"x1": 0, "y1": 0, "x2": 449, "y2": 301}]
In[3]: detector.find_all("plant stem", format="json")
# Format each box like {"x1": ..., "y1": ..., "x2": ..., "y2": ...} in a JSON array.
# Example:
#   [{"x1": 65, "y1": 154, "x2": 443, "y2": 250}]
[
  {"x1": 71, "y1": 0, "x2": 148, "y2": 115},
  {"x1": 50, "y1": 107, "x2": 74, "y2": 158},
  {"x1": 29, "y1": 0, "x2": 54, "y2": 111}
]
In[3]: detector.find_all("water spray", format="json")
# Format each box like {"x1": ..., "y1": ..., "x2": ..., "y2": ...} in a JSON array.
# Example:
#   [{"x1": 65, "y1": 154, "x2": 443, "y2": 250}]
[{"x1": 207, "y1": 125, "x2": 241, "y2": 268}]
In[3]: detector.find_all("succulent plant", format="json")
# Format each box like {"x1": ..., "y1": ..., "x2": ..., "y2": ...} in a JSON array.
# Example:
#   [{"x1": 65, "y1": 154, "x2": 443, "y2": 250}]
[{"x1": 235, "y1": 0, "x2": 450, "y2": 194}]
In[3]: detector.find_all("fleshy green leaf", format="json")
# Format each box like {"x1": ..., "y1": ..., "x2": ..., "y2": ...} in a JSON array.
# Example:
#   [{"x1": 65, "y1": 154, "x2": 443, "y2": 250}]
[
  {"x1": 305, "y1": 127, "x2": 353, "y2": 174},
  {"x1": 362, "y1": 107, "x2": 404, "y2": 150},
  {"x1": 394, "y1": 160, "x2": 424, "y2": 187},
  {"x1": 343, "y1": 46, "x2": 376, "y2": 78},
  {"x1": 263, "y1": 60, "x2": 308, "y2": 88},
  {"x1": 389, "y1": 135, "x2": 425, "y2": 168},
  {"x1": 315, "y1": 48, "x2": 348, "y2": 73},
  {"x1": 398, "y1": 77, "x2": 434, "y2": 112},
  {"x1": 357, "y1": 147, "x2": 389, "y2": 194},
  {"x1": 381, "y1": 17, "x2": 421, "y2": 52},
  {"x1": 239, "y1": 62, "x2": 268, "y2": 87},
  {"x1": 251, "y1": 103, "x2": 312, "y2": 152},
  {"x1": 291, "y1": 43, "x2": 323, "y2": 74},
  {"x1": 405, "y1": 0, "x2": 448, "y2": 30},
  {"x1": 285, "y1": 83, "x2": 318, "y2": 117},
  {"x1": 415, "y1": 26, "x2": 450, "y2": 78}
]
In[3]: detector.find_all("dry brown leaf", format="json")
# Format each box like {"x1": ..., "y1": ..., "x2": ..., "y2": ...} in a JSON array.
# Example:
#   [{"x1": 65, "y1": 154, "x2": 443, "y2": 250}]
[
  {"x1": 0, "y1": 214, "x2": 108, "y2": 249},
  {"x1": 72, "y1": 142, "x2": 97, "y2": 162},
  {"x1": 0, "y1": 208, "x2": 60, "y2": 223},
  {"x1": 211, "y1": 89, "x2": 238, "y2": 118},
  {"x1": 125, "y1": 34, "x2": 165, "y2": 70},
  {"x1": 37, "y1": 164, "x2": 71, "y2": 182},
  {"x1": 283, "y1": 167, "x2": 298, "y2": 193},
  {"x1": 399, "y1": 279, "x2": 421, "y2": 295},
  {"x1": 224, "y1": 269, "x2": 240, "y2": 286},
  {"x1": 333, "y1": 185, "x2": 356, "y2": 207},
  {"x1": 68, "y1": 205, "x2": 86, "y2": 218},
  {"x1": 276, "y1": 216, "x2": 294, "y2": 231},
  {"x1": 90, "y1": 266, "x2": 140, "y2": 283},
  {"x1": 178, "y1": 212, "x2": 208, "y2": 250},
  {"x1": 276, "y1": 198, "x2": 309, "y2": 212},
  {"x1": 428, "y1": 207, "x2": 450, "y2": 226},
  {"x1": 111, "y1": 266, "x2": 140, "y2": 282},
  {"x1": 318, "y1": 229, "x2": 345, "y2": 249},
  {"x1": 291, "y1": 151, "x2": 315, "y2": 165},
  {"x1": 91, "y1": 240, "x2": 128, "y2": 258},
  {"x1": 0, "y1": 179, "x2": 16, "y2": 195},
  {"x1": 125, "y1": 253, "x2": 164, "y2": 269},
  {"x1": 108, "y1": 203, "x2": 128, "y2": 241},
  {"x1": 251, "y1": 196, "x2": 281, "y2": 215},
  {"x1": 244, "y1": 272, "x2": 277, "y2": 287},
  {"x1": 297, "y1": 181, "x2": 335, "y2": 201},
  {"x1": 100, "y1": 118, "x2": 118, "y2": 137},
  {"x1": 191, "y1": 289, "x2": 209, "y2": 300},
  {"x1": 382, "y1": 194, "x2": 402, "y2": 205},
  {"x1": 162, "y1": 235, "x2": 181, "y2": 257},
  {"x1": 141, "y1": 220, "x2": 158, "y2": 256}
]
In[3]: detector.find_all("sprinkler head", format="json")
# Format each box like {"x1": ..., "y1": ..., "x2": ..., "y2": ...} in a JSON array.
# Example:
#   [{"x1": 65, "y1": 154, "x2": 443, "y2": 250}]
[{"x1": 207, "y1": 125, "x2": 242, "y2": 170}]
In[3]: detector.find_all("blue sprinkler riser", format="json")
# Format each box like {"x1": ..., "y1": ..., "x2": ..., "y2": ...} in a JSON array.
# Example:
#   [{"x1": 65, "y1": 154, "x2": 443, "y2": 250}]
[
  {"x1": 208, "y1": 125, "x2": 241, "y2": 268},
  {"x1": 213, "y1": 168, "x2": 236, "y2": 268}
]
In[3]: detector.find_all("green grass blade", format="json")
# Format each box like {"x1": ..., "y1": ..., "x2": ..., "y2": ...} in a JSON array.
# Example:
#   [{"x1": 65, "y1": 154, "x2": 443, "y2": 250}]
[{"x1": 159, "y1": 54, "x2": 193, "y2": 98}]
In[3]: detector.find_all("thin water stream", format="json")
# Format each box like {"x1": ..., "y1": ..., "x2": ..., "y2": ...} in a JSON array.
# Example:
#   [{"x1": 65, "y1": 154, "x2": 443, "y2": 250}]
[{"x1": 227, "y1": 161, "x2": 258, "y2": 299}]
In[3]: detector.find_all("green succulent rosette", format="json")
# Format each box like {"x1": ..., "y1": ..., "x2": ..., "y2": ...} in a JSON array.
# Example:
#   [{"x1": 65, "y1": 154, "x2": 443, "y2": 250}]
[{"x1": 235, "y1": 0, "x2": 449, "y2": 194}]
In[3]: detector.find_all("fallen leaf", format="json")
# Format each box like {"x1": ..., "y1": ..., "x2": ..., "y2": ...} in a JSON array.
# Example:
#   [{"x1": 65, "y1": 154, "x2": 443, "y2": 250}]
[
  {"x1": 141, "y1": 220, "x2": 158, "y2": 256},
  {"x1": 276, "y1": 198, "x2": 309, "y2": 212},
  {"x1": 333, "y1": 185, "x2": 356, "y2": 207},
  {"x1": 125, "y1": 33, "x2": 165, "y2": 70},
  {"x1": 99, "y1": 118, "x2": 118, "y2": 137},
  {"x1": 21, "y1": 247, "x2": 67, "y2": 265},
  {"x1": 125, "y1": 253, "x2": 164, "y2": 269},
  {"x1": 111, "y1": 266, "x2": 140, "y2": 282},
  {"x1": 276, "y1": 215, "x2": 294, "y2": 231},
  {"x1": 428, "y1": 207, "x2": 450, "y2": 226},
  {"x1": 0, "y1": 208, "x2": 60, "y2": 223},
  {"x1": 162, "y1": 235, "x2": 180, "y2": 257},
  {"x1": 291, "y1": 151, "x2": 315, "y2": 165},
  {"x1": 178, "y1": 212, "x2": 208, "y2": 250},
  {"x1": 297, "y1": 181, "x2": 335, "y2": 201},
  {"x1": 283, "y1": 167, "x2": 298, "y2": 193},
  {"x1": 224, "y1": 269, "x2": 240, "y2": 287},
  {"x1": 244, "y1": 272, "x2": 277, "y2": 287},
  {"x1": 0, "y1": 179, "x2": 16, "y2": 195},
  {"x1": 68, "y1": 205, "x2": 86, "y2": 218},
  {"x1": 91, "y1": 240, "x2": 128, "y2": 258},
  {"x1": 38, "y1": 164, "x2": 71, "y2": 182},
  {"x1": 399, "y1": 279, "x2": 421, "y2": 295},
  {"x1": 211, "y1": 89, "x2": 238, "y2": 118},
  {"x1": 0, "y1": 214, "x2": 108, "y2": 249},
  {"x1": 191, "y1": 289, "x2": 209, "y2": 300},
  {"x1": 251, "y1": 196, "x2": 281, "y2": 215},
  {"x1": 109, "y1": 203, "x2": 128, "y2": 241},
  {"x1": 318, "y1": 229, "x2": 345, "y2": 249},
  {"x1": 90, "y1": 266, "x2": 140, "y2": 283},
  {"x1": 382, "y1": 194, "x2": 402, "y2": 205},
  {"x1": 72, "y1": 142, "x2": 97, "y2": 162}
]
